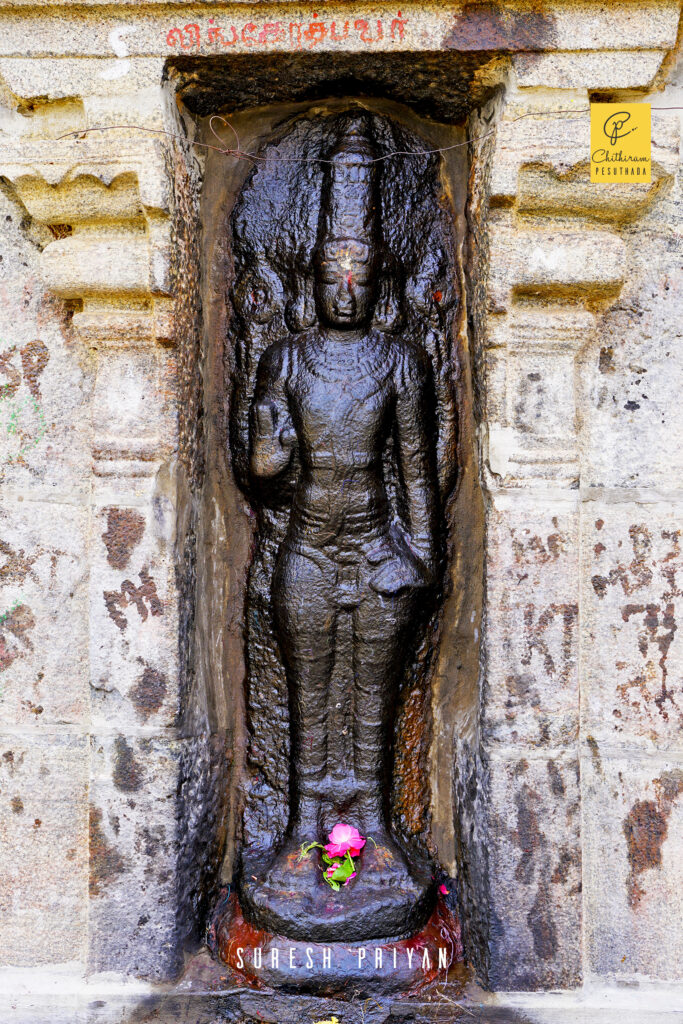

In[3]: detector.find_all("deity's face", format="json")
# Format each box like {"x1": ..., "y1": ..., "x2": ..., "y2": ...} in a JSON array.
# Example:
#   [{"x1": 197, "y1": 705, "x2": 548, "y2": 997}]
[{"x1": 315, "y1": 239, "x2": 375, "y2": 329}]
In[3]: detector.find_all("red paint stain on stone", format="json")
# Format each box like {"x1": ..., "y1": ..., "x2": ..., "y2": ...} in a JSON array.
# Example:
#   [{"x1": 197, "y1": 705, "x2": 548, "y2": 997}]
[
  {"x1": 527, "y1": 879, "x2": 557, "y2": 960},
  {"x1": 89, "y1": 805, "x2": 126, "y2": 897},
  {"x1": 0, "y1": 604, "x2": 35, "y2": 673},
  {"x1": 104, "y1": 569, "x2": 163, "y2": 631},
  {"x1": 0, "y1": 540, "x2": 38, "y2": 585},
  {"x1": 20, "y1": 340, "x2": 49, "y2": 401},
  {"x1": 112, "y1": 736, "x2": 144, "y2": 793},
  {"x1": 623, "y1": 770, "x2": 683, "y2": 907},
  {"x1": 101, "y1": 508, "x2": 145, "y2": 571},
  {"x1": 129, "y1": 665, "x2": 168, "y2": 721},
  {"x1": 513, "y1": 783, "x2": 544, "y2": 884}
]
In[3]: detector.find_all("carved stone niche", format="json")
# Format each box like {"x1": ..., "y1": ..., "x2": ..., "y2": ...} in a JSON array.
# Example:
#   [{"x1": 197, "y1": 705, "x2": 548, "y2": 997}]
[{"x1": 190, "y1": 92, "x2": 480, "y2": 994}]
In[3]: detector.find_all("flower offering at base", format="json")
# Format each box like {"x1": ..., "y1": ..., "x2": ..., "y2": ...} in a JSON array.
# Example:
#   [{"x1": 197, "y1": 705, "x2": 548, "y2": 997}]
[{"x1": 299, "y1": 823, "x2": 368, "y2": 891}]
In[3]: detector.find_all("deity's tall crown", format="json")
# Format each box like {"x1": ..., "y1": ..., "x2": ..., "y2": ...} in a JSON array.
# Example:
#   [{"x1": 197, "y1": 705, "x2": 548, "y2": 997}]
[{"x1": 319, "y1": 115, "x2": 379, "y2": 252}]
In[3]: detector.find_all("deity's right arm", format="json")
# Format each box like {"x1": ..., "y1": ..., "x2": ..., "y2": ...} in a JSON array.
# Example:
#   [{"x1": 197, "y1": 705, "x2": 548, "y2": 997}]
[{"x1": 249, "y1": 340, "x2": 296, "y2": 479}]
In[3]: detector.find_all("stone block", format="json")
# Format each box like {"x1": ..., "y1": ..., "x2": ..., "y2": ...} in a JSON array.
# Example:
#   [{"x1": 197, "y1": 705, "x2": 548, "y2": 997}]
[
  {"x1": 41, "y1": 229, "x2": 152, "y2": 299},
  {"x1": 583, "y1": 753, "x2": 683, "y2": 980},
  {"x1": 490, "y1": 109, "x2": 678, "y2": 218},
  {"x1": 91, "y1": 348, "x2": 173, "y2": 449},
  {"x1": 83, "y1": 87, "x2": 168, "y2": 132},
  {"x1": 484, "y1": 498, "x2": 579, "y2": 748},
  {"x1": 0, "y1": 732, "x2": 88, "y2": 966},
  {"x1": 582, "y1": 504, "x2": 683, "y2": 752},
  {"x1": 484, "y1": 308, "x2": 593, "y2": 483},
  {"x1": 88, "y1": 733, "x2": 183, "y2": 979},
  {"x1": 545, "y1": 2, "x2": 680, "y2": 51},
  {"x1": 488, "y1": 219, "x2": 626, "y2": 312},
  {"x1": 0, "y1": 2, "x2": 679, "y2": 59},
  {"x1": 18, "y1": 176, "x2": 143, "y2": 226},
  {"x1": 506, "y1": 348, "x2": 575, "y2": 439},
  {"x1": 0, "y1": 499, "x2": 89, "y2": 727},
  {"x1": 0, "y1": 136, "x2": 172, "y2": 212},
  {"x1": 0, "y1": 57, "x2": 165, "y2": 101},
  {"x1": 487, "y1": 753, "x2": 582, "y2": 990},
  {"x1": 514, "y1": 50, "x2": 665, "y2": 90}
]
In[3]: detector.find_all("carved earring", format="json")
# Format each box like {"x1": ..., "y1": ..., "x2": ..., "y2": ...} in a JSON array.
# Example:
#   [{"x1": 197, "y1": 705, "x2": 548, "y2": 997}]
[
  {"x1": 285, "y1": 275, "x2": 316, "y2": 331},
  {"x1": 233, "y1": 268, "x2": 282, "y2": 325},
  {"x1": 373, "y1": 275, "x2": 401, "y2": 331}
]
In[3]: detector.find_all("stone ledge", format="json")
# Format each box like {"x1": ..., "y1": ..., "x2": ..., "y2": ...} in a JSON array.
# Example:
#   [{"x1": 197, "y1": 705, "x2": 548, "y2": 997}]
[
  {"x1": 514, "y1": 50, "x2": 667, "y2": 90},
  {"x1": 0, "y1": 2, "x2": 679, "y2": 58}
]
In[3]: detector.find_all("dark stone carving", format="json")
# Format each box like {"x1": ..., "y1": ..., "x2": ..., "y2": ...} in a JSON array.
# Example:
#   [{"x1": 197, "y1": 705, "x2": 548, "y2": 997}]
[{"x1": 228, "y1": 108, "x2": 458, "y2": 943}]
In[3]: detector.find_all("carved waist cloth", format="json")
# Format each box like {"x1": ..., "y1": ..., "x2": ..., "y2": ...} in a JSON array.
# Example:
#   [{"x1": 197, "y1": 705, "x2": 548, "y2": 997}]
[{"x1": 282, "y1": 519, "x2": 392, "y2": 609}]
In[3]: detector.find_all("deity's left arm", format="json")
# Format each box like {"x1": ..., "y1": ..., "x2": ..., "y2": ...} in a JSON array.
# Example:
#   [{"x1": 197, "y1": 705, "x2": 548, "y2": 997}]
[{"x1": 394, "y1": 343, "x2": 440, "y2": 580}]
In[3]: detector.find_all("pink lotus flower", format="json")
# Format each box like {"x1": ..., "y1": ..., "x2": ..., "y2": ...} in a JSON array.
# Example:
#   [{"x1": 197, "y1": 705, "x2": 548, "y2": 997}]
[
  {"x1": 439, "y1": 884, "x2": 449, "y2": 896},
  {"x1": 324, "y1": 823, "x2": 366, "y2": 858}
]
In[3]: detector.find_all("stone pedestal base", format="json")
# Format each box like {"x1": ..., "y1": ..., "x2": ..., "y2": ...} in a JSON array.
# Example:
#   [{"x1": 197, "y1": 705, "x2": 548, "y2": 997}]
[
  {"x1": 208, "y1": 890, "x2": 463, "y2": 998},
  {"x1": 238, "y1": 839, "x2": 436, "y2": 943}
]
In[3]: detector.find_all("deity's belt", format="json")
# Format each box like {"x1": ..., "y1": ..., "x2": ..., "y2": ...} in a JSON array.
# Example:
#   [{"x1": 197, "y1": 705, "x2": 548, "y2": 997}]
[{"x1": 303, "y1": 450, "x2": 379, "y2": 470}]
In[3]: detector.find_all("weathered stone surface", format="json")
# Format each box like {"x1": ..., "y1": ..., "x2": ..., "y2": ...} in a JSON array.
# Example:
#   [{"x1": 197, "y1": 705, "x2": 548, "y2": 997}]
[
  {"x1": 490, "y1": 103, "x2": 678, "y2": 218},
  {"x1": 91, "y1": 349, "x2": 176, "y2": 476},
  {"x1": 88, "y1": 734, "x2": 183, "y2": 979},
  {"x1": 579, "y1": 186, "x2": 683, "y2": 491},
  {"x1": 42, "y1": 231, "x2": 153, "y2": 298},
  {"x1": 583, "y1": 754, "x2": 683, "y2": 979},
  {"x1": 0, "y1": 733, "x2": 88, "y2": 966},
  {"x1": 0, "y1": 56, "x2": 166, "y2": 100},
  {"x1": 486, "y1": 754, "x2": 582, "y2": 990},
  {"x1": 488, "y1": 219, "x2": 627, "y2": 312},
  {"x1": 484, "y1": 498, "x2": 579, "y2": 748},
  {"x1": 90, "y1": 498, "x2": 177, "y2": 731},
  {"x1": 0, "y1": 188, "x2": 92, "y2": 504},
  {"x1": 0, "y1": 499, "x2": 88, "y2": 726},
  {"x1": 0, "y1": 1, "x2": 678, "y2": 58},
  {"x1": 582, "y1": 504, "x2": 683, "y2": 751},
  {"x1": 514, "y1": 50, "x2": 665, "y2": 89},
  {"x1": 484, "y1": 308, "x2": 593, "y2": 485}
]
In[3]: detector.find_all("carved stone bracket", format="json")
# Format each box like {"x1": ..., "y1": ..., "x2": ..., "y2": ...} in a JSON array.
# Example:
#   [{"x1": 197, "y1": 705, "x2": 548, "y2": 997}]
[
  {"x1": 482, "y1": 101, "x2": 679, "y2": 490},
  {"x1": 1, "y1": 132, "x2": 178, "y2": 484}
]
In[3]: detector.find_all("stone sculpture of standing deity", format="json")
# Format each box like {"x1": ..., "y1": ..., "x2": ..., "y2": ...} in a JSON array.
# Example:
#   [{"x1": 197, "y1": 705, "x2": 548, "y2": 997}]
[{"x1": 237, "y1": 116, "x2": 443, "y2": 941}]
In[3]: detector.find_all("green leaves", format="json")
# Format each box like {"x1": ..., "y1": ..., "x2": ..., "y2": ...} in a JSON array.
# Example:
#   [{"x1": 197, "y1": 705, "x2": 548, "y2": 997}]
[
  {"x1": 299, "y1": 841, "x2": 360, "y2": 891},
  {"x1": 321, "y1": 850, "x2": 356, "y2": 891}
]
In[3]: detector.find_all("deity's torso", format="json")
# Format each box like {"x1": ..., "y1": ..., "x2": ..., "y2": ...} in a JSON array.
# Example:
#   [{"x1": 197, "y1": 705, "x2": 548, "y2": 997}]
[{"x1": 280, "y1": 328, "x2": 407, "y2": 550}]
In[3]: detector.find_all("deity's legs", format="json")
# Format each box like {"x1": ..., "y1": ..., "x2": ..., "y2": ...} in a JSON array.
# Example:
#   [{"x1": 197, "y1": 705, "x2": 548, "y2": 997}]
[
  {"x1": 239, "y1": 542, "x2": 434, "y2": 939},
  {"x1": 352, "y1": 582, "x2": 423, "y2": 888},
  {"x1": 272, "y1": 547, "x2": 336, "y2": 836},
  {"x1": 352, "y1": 585, "x2": 409, "y2": 828}
]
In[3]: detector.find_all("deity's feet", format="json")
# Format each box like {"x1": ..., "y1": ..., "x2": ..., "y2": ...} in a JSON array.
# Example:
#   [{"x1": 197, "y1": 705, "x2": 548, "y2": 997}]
[
  {"x1": 257, "y1": 831, "x2": 322, "y2": 893},
  {"x1": 355, "y1": 828, "x2": 419, "y2": 893},
  {"x1": 239, "y1": 825, "x2": 435, "y2": 943}
]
